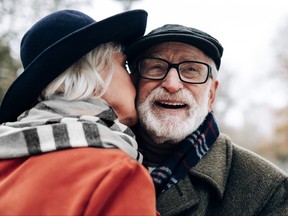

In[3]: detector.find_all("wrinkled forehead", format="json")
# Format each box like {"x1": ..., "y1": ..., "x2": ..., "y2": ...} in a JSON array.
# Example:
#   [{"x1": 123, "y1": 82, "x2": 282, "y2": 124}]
[{"x1": 142, "y1": 41, "x2": 211, "y2": 62}]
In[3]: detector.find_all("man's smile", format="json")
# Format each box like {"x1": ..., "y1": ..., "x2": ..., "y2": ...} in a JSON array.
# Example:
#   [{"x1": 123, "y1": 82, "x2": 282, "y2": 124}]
[{"x1": 155, "y1": 100, "x2": 187, "y2": 109}]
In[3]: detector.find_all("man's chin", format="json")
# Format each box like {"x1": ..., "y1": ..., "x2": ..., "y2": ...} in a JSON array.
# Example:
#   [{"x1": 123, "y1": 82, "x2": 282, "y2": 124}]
[
  {"x1": 141, "y1": 109, "x2": 208, "y2": 144},
  {"x1": 141, "y1": 118, "x2": 194, "y2": 144}
]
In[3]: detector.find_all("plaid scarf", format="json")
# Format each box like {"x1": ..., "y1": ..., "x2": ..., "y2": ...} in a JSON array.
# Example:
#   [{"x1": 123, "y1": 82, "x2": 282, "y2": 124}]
[
  {"x1": 150, "y1": 112, "x2": 219, "y2": 196},
  {"x1": 0, "y1": 98, "x2": 142, "y2": 162}
]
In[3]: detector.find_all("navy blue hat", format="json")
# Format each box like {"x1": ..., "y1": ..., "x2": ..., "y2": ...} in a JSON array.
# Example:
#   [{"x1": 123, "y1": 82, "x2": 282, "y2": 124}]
[
  {"x1": 0, "y1": 9, "x2": 148, "y2": 123},
  {"x1": 126, "y1": 24, "x2": 223, "y2": 70}
]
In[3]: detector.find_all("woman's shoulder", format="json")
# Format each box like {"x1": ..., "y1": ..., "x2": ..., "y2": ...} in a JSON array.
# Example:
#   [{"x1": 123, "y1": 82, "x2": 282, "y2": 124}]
[
  {"x1": 0, "y1": 148, "x2": 156, "y2": 215},
  {"x1": 36, "y1": 147, "x2": 146, "y2": 174}
]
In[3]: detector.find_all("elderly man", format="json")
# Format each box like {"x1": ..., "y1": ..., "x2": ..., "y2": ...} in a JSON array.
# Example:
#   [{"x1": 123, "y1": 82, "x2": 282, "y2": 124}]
[{"x1": 126, "y1": 24, "x2": 288, "y2": 216}]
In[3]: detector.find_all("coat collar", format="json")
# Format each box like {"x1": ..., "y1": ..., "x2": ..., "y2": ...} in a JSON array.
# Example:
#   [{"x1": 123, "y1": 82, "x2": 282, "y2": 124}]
[
  {"x1": 156, "y1": 134, "x2": 233, "y2": 215},
  {"x1": 191, "y1": 133, "x2": 233, "y2": 198}
]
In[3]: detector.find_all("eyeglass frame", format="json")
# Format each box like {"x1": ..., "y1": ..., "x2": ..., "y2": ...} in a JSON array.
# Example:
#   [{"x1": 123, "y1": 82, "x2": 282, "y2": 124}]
[{"x1": 136, "y1": 57, "x2": 213, "y2": 84}]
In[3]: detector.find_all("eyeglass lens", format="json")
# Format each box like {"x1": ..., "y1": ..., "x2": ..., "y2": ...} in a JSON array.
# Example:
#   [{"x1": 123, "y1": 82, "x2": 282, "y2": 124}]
[{"x1": 138, "y1": 58, "x2": 210, "y2": 84}]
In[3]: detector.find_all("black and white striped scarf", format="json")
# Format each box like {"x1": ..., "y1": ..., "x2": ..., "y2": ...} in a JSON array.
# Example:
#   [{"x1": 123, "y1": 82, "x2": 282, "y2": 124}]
[{"x1": 0, "y1": 98, "x2": 142, "y2": 162}]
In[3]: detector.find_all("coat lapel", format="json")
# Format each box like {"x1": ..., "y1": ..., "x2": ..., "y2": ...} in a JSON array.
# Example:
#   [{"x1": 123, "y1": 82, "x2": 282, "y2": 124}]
[
  {"x1": 156, "y1": 134, "x2": 233, "y2": 215},
  {"x1": 190, "y1": 134, "x2": 233, "y2": 199},
  {"x1": 156, "y1": 176, "x2": 199, "y2": 215}
]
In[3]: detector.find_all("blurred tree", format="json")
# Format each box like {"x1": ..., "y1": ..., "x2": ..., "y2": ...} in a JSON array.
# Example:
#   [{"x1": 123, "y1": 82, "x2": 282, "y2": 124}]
[
  {"x1": 213, "y1": 64, "x2": 241, "y2": 139},
  {"x1": 274, "y1": 108, "x2": 288, "y2": 163},
  {"x1": 0, "y1": 0, "x2": 91, "y2": 104},
  {"x1": 0, "y1": 42, "x2": 19, "y2": 104},
  {"x1": 273, "y1": 17, "x2": 288, "y2": 101},
  {"x1": 275, "y1": 19, "x2": 288, "y2": 77},
  {"x1": 256, "y1": 16, "x2": 288, "y2": 172},
  {"x1": 257, "y1": 108, "x2": 288, "y2": 172},
  {"x1": 213, "y1": 66, "x2": 236, "y2": 121},
  {"x1": 273, "y1": 17, "x2": 288, "y2": 158}
]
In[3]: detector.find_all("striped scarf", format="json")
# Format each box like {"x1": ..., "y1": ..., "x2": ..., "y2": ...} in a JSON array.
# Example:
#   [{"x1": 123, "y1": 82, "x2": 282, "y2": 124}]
[
  {"x1": 150, "y1": 112, "x2": 219, "y2": 196},
  {"x1": 0, "y1": 98, "x2": 142, "y2": 162}
]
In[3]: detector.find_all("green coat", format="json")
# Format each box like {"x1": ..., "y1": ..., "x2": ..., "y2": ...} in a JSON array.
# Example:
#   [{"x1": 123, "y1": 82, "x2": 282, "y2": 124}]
[{"x1": 157, "y1": 134, "x2": 288, "y2": 216}]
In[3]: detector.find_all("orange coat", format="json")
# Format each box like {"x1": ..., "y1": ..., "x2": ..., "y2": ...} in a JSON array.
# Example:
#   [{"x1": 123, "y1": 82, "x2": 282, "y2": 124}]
[{"x1": 0, "y1": 148, "x2": 157, "y2": 215}]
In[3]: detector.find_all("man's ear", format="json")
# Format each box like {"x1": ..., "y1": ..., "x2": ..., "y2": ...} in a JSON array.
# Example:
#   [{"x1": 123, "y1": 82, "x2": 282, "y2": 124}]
[{"x1": 208, "y1": 80, "x2": 219, "y2": 112}]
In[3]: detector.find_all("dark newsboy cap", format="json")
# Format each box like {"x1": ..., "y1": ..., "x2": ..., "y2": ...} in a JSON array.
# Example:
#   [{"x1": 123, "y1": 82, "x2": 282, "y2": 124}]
[{"x1": 126, "y1": 24, "x2": 224, "y2": 70}]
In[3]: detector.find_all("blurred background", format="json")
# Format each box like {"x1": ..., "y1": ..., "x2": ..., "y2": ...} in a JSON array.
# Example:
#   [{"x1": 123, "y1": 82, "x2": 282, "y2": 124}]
[{"x1": 0, "y1": 0, "x2": 287, "y2": 172}]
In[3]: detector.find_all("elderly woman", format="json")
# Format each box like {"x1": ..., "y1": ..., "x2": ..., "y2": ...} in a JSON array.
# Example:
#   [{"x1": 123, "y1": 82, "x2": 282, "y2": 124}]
[{"x1": 0, "y1": 9, "x2": 157, "y2": 215}]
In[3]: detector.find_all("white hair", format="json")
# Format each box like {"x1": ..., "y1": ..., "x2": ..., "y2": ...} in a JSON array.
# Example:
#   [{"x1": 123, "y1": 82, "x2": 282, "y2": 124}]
[
  {"x1": 208, "y1": 57, "x2": 218, "y2": 80},
  {"x1": 41, "y1": 42, "x2": 123, "y2": 101}
]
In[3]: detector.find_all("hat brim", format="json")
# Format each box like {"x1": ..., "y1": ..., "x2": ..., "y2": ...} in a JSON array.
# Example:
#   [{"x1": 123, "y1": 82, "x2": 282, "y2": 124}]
[
  {"x1": 0, "y1": 10, "x2": 147, "y2": 123},
  {"x1": 126, "y1": 33, "x2": 221, "y2": 66}
]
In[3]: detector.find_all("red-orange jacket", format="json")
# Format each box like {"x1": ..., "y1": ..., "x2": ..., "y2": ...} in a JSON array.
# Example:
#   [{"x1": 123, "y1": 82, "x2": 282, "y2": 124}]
[{"x1": 0, "y1": 148, "x2": 157, "y2": 215}]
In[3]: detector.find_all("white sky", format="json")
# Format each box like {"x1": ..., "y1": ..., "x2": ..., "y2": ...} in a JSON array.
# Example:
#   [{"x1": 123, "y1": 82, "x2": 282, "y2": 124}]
[{"x1": 81, "y1": 0, "x2": 288, "y2": 128}]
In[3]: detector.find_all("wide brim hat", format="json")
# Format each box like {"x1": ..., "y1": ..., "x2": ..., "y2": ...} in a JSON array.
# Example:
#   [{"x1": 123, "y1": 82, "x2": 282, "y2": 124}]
[
  {"x1": 126, "y1": 24, "x2": 223, "y2": 70},
  {"x1": 0, "y1": 9, "x2": 148, "y2": 123}
]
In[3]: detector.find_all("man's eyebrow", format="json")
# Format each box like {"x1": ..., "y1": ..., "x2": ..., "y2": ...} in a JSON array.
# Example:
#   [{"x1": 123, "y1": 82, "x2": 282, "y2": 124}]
[{"x1": 145, "y1": 54, "x2": 206, "y2": 62}]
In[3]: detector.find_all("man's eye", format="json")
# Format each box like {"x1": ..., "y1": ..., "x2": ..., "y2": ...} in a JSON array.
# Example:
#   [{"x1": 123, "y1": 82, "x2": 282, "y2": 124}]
[
  {"x1": 150, "y1": 64, "x2": 165, "y2": 70},
  {"x1": 182, "y1": 66, "x2": 196, "y2": 72}
]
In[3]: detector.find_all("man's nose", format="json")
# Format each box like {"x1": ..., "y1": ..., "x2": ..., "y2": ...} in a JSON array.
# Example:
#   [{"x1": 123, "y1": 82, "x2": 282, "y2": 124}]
[{"x1": 160, "y1": 68, "x2": 183, "y2": 92}]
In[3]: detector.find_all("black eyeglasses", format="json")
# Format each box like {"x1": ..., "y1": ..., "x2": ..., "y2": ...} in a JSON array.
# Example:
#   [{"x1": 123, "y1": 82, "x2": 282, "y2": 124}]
[{"x1": 137, "y1": 57, "x2": 212, "y2": 84}]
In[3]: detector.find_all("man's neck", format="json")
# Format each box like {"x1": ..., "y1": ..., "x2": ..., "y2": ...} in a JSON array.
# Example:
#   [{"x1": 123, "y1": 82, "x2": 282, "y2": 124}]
[{"x1": 133, "y1": 124, "x2": 179, "y2": 167}]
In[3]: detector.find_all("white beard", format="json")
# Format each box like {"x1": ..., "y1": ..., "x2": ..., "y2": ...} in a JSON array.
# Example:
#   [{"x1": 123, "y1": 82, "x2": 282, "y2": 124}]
[{"x1": 137, "y1": 87, "x2": 209, "y2": 144}]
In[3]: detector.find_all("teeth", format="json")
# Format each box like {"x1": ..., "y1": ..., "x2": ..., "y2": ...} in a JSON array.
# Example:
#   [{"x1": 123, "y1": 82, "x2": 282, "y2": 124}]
[
  {"x1": 160, "y1": 102, "x2": 184, "y2": 106},
  {"x1": 156, "y1": 101, "x2": 186, "y2": 109}
]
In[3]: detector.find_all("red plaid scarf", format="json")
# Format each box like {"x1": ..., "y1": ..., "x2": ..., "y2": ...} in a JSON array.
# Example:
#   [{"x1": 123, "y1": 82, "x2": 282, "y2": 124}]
[{"x1": 149, "y1": 112, "x2": 219, "y2": 196}]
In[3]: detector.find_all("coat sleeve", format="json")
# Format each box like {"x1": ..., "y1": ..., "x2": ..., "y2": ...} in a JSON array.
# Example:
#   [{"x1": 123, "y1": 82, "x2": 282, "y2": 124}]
[
  {"x1": 259, "y1": 178, "x2": 288, "y2": 216},
  {"x1": 83, "y1": 151, "x2": 157, "y2": 216}
]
